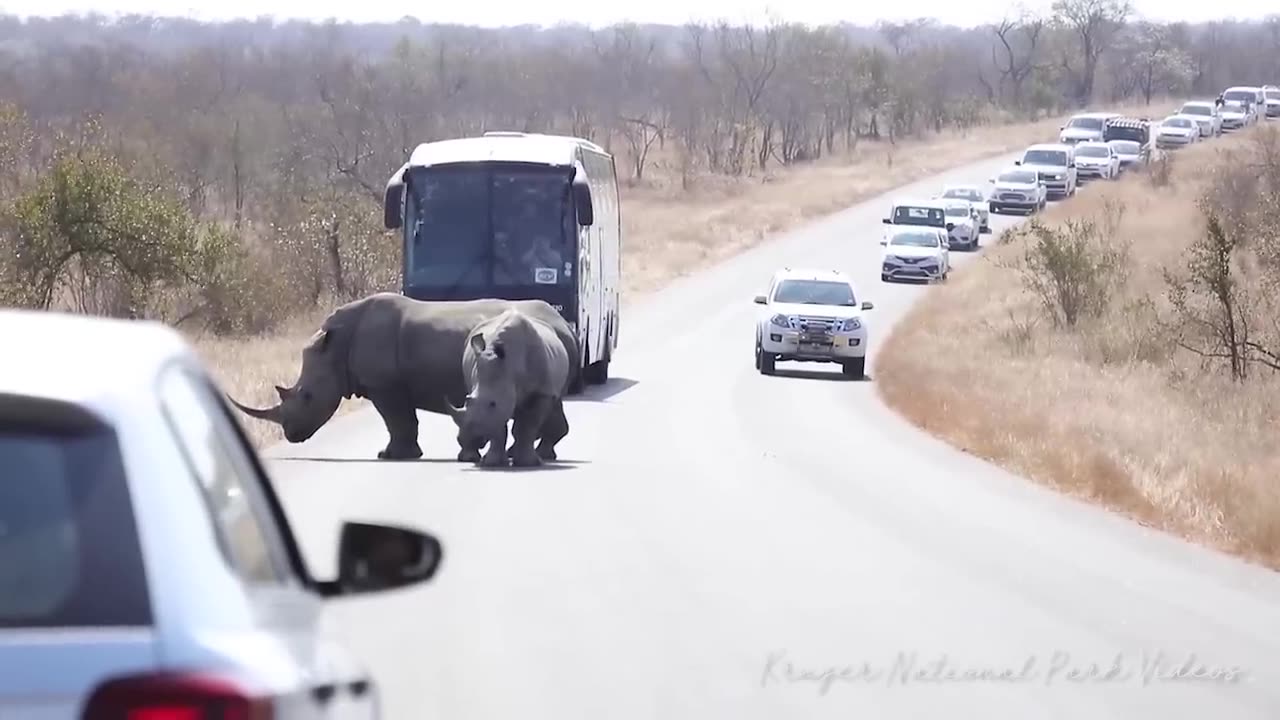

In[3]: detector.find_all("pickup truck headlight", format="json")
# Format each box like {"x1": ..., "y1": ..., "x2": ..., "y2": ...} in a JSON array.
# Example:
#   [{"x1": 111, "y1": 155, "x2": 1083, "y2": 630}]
[
  {"x1": 769, "y1": 313, "x2": 792, "y2": 328},
  {"x1": 841, "y1": 317, "x2": 862, "y2": 332}
]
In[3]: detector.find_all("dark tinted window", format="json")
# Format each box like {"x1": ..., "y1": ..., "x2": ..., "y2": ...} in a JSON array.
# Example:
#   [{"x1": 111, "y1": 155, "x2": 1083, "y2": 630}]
[
  {"x1": 0, "y1": 397, "x2": 150, "y2": 628},
  {"x1": 492, "y1": 169, "x2": 571, "y2": 286},
  {"x1": 406, "y1": 166, "x2": 491, "y2": 287},
  {"x1": 892, "y1": 205, "x2": 945, "y2": 226},
  {"x1": 1022, "y1": 150, "x2": 1068, "y2": 166},
  {"x1": 1181, "y1": 105, "x2": 1211, "y2": 116},
  {"x1": 773, "y1": 279, "x2": 856, "y2": 306}
]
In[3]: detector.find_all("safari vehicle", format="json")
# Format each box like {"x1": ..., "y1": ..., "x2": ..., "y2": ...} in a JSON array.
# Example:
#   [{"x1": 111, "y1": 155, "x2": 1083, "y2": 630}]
[
  {"x1": 753, "y1": 268, "x2": 875, "y2": 380},
  {"x1": 383, "y1": 131, "x2": 620, "y2": 389},
  {"x1": 1103, "y1": 116, "x2": 1151, "y2": 149},
  {"x1": 0, "y1": 309, "x2": 444, "y2": 720}
]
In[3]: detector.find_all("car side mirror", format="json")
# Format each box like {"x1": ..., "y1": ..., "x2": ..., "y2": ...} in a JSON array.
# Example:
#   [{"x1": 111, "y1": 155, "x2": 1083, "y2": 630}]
[
  {"x1": 1013, "y1": 160, "x2": 1021, "y2": 166},
  {"x1": 317, "y1": 521, "x2": 443, "y2": 598},
  {"x1": 878, "y1": 239, "x2": 887, "y2": 246},
  {"x1": 861, "y1": 301, "x2": 875, "y2": 311},
  {"x1": 753, "y1": 294, "x2": 767, "y2": 304},
  {"x1": 881, "y1": 218, "x2": 891, "y2": 224}
]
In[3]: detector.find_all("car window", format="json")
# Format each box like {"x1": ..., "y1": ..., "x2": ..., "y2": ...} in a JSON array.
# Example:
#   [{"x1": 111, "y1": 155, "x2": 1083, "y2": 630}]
[
  {"x1": 157, "y1": 364, "x2": 293, "y2": 586},
  {"x1": 998, "y1": 171, "x2": 1036, "y2": 184},
  {"x1": 890, "y1": 232, "x2": 939, "y2": 248},
  {"x1": 0, "y1": 396, "x2": 151, "y2": 628},
  {"x1": 1076, "y1": 145, "x2": 1110, "y2": 157},
  {"x1": 1022, "y1": 150, "x2": 1067, "y2": 166},
  {"x1": 773, "y1": 279, "x2": 856, "y2": 306},
  {"x1": 892, "y1": 205, "x2": 945, "y2": 226}
]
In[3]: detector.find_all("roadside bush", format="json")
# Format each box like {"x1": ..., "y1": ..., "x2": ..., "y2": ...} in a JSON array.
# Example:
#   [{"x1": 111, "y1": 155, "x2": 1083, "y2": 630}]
[
  {"x1": 1162, "y1": 127, "x2": 1280, "y2": 381},
  {"x1": 0, "y1": 143, "x2": 272, "y2": 334},
  {"x1": 1002, "y1": 210, "x2": 1131, "y2": 328},
  {"x1": 1145, "y1": 149, "x2": 1175, "y2": 188}
]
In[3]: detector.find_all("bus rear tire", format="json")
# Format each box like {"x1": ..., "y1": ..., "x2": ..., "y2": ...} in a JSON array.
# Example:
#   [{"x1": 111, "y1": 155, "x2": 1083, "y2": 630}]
[{"x1": 586, "y1": 359, "x2": 609, "y2": 385}]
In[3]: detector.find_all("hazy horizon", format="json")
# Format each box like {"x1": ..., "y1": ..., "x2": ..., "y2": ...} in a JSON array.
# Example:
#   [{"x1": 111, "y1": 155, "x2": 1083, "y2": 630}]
[{"x1": 1, "y1": 0, "x2": 1277, "y2": 29}]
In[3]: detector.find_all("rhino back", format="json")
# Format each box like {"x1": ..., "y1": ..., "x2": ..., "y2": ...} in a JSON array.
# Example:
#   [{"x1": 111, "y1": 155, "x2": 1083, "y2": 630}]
[
  {"x1": 346, "y1": 295, "x2": 521, "y2": 409},
  {"x1": 510, "y1": 298, "x2": 580, "y2": 385}
]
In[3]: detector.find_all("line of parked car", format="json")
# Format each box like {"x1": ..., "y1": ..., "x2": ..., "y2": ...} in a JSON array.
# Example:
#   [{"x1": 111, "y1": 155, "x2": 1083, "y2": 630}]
[{"x1": 875, "y1": 84, "x2": 1280, "y2": 284}]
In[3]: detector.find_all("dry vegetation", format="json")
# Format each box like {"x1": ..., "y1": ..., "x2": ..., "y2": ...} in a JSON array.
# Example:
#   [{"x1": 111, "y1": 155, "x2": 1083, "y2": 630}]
[
  {"x1": 1, "y1": 4, "x2": 1277, "y2": 448},
  {"x1": 878, "y1": 123, "x2": 1280, "y2": 570}
]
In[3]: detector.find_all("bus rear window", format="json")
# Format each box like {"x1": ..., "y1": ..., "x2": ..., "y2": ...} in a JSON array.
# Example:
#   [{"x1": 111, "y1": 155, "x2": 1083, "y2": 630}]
[{"x1": 0, "y1": 398, "x2": 151, "y2": 628}]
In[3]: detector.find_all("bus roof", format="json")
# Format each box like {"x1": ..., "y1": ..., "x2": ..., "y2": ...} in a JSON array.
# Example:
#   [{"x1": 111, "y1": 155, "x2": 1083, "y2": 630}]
[{"x1": 407, "y1": 132, "x2": 610, "y2": 170}]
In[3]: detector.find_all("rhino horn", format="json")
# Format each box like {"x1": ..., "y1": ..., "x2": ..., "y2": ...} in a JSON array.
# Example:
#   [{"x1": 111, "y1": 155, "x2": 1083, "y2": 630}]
[
  {"x1": 227, "y1": 394, "x2": 283, "y2": 424},
  {"x1": 445, "y1": 398, "x2": 466, "y2": 425}
]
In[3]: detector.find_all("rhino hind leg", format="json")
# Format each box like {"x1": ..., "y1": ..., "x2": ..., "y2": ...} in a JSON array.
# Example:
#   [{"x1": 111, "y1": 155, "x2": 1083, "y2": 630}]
[
  {"x1": 370, "y1": 394, "x2": 423, "y2": 460},
  {"x1": 535, "y1": 398, "x2": 569, "y2": 461}
]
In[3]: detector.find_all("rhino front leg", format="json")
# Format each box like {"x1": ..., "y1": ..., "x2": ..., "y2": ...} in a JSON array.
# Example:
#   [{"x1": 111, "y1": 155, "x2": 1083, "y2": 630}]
[
  {"x1": 479, "y1": 423, "x2": 509, "y2": 468},
  {"x1": 535, "y1": 397, "x2": 569, "y2": 461},
  {"x1": 370, "y1": 394, "x2": 423, "y2": 460},
  {"x1": 510, "y1": 394, "x2": 552, "y2": 467},
  {"x1": 457, "y1": 430, "x2": 484, "y2": 463}
]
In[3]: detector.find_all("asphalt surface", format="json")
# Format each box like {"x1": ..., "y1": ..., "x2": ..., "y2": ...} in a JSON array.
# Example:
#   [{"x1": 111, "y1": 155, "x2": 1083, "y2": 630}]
[{"x1": 263, "y1": 151, "x2": 1280, "y2": 719}]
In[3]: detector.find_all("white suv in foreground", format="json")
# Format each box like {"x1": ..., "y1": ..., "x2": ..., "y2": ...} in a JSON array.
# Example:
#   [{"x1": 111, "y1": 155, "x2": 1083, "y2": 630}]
[
  {"x1": 753, "y1": 268, "x2": 875, "y2": 380},
  {"x1": 0, "y1": 309, "x2": 444, "y2": 719}
]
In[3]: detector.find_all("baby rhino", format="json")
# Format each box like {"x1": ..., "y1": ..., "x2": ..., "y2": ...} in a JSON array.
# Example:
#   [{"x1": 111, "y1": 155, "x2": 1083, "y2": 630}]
[{"x1": 449, "y1": 307, "x2": 571, "y2": 468}]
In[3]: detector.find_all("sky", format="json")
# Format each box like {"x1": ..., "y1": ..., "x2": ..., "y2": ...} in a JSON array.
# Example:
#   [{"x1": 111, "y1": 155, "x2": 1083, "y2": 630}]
[{"x1": 0, "y1": 0, "x2": 1275, "y2": 29}]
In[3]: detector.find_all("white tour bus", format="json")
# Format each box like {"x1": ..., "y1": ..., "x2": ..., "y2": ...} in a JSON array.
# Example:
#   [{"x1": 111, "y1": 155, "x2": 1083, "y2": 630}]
[{"x1": 383, "y1": 132, "x2": 621, "y2": 390}]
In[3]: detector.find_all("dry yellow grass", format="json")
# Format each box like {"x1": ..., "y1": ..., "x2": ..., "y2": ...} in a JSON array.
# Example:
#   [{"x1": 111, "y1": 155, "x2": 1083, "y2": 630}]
[
  {"x1": 877, "y1": 123, "x2": 1280, "y2": 571},
  {"x1": 194, "y1": 102, "x2": 1173, "y2": 449}
]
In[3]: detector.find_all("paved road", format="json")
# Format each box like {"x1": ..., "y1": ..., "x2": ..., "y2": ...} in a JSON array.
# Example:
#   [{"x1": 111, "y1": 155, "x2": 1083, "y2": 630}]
[{"x1": 264, "y1": 152, "x2": 1280, "y2": 719}]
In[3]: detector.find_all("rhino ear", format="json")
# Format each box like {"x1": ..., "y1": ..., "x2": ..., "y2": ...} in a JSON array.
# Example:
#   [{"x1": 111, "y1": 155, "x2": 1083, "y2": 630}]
[
  {"x1": 492, "y1": 341, "x2": 505, "y2": 360},
  {"x1": 469, "y1": 333, "x2": 486, "y2": 353}
]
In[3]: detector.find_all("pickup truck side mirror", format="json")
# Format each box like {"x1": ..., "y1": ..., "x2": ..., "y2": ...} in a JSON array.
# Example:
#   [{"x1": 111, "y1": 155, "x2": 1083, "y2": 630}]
[
  {"x1": 316, "y1": 521, "x2": 443, "y2": 598},
  {"x1": 861, "y1": 301, "x2": 875, "y2": 311},
  {"x1": 1013, "y1": 160, "x2": 1022, "y2": 166},
  {"x1": 881, "y1": 218, "x2": 892, "y2": 224},
  {"x1": 878, "y1": 239, "x2": 887, "y2": 246},
  {"x1": 753, "y1": 294, "x2": 767, "y2": 304}
]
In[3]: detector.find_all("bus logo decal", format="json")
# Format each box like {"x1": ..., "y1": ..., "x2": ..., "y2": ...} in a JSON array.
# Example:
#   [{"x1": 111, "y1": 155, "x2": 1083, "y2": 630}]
[{"x1": 534, "y1": 267, "x2": 558, "y2": 284}]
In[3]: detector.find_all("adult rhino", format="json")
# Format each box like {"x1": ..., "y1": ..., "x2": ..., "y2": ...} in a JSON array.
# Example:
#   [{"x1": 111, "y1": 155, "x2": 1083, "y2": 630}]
[
  {"x1": 228, "y1": 292, "x2": 580, "y2": 461},
  {"x1": 450, "y1": 306, "x2": 572, "y2": 468}
]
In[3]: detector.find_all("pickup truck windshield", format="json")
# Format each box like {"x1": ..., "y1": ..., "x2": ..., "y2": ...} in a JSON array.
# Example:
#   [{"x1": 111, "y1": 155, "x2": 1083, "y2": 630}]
[{"x1": 1022, "y1": 150, "x2": 1067, "y2": 166}]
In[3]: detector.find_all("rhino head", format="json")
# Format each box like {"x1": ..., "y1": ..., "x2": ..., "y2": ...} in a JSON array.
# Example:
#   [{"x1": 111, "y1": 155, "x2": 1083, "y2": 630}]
[
  {"x1": 228, "y1": 328, "x2": 345, "y2": 443},
  {"x1": 447, "y1": 332, "x2": 519, "y2": 440}
]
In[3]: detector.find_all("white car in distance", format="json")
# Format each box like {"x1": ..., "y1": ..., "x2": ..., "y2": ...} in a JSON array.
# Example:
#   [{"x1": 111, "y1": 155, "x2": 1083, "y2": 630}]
[
  {"x1": 941, "y1": 201, "x2": 980, "y2": 250},
  {"x1": 988, "y1": 167, "x2": 1047, "y2": 215},
  {"x1": 880, "y1": 226, "x2": 951, "y2": 283},
  {"x1": 1156, "y1": 115, "x2": 1200, "y2": 148},
  {"x1": 753, "y1": 268, "x2": 874, "y2": 379},
  {"x1": 936, "y1": 184, "x2": 991, "y2": 233},
  {"x1": 1178, "y1": 100, "x2": 1223, "y2": 137},
  {"x1": 1072, "y1": 141, "x2": 1121, "y2": 181},
  {"x1": 1218, "y1": 101, "x2": 1248, "y2": 131},
  {"x1": 0, "y1": 309, "x2": 445, "y2": 720}
]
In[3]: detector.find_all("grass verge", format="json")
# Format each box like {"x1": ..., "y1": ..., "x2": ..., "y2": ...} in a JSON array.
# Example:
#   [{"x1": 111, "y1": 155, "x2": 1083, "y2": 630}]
[{"x1": 877, "y1": 121, "x2": 1280, "y2": 571}]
